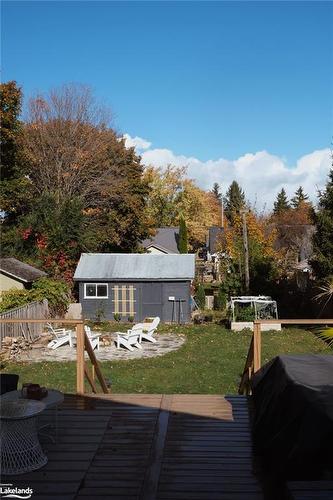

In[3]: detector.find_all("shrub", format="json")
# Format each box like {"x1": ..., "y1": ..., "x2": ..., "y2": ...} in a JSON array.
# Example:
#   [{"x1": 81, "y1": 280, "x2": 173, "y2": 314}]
[
  {"x1": 234, "y1": 305, "x2": 255, "y2": 322},
  {"x1": 114, "y1": 313, "x2": 121, "y2": 322},
  {"x1": 30, "y1": 278, "x2": 71, "y2": 316},
  {"x1": 0, "y1": 289, "x2": 30, "y2": 313},
  {"x1": 196, "y1": 284, "x2": 206, "y2": 310},
  {"x1": 94, "y1": 302, "x2": 106, "y2": 324},
  {"x1": 0, "y1": 278, "x2": 71, "y2": 317},
  {"x1": 214, "y1": 287, "x2": 227, "y2": 311},
  {"x1": 128, "y1": 315, "x2": 134, "y2": 323}
]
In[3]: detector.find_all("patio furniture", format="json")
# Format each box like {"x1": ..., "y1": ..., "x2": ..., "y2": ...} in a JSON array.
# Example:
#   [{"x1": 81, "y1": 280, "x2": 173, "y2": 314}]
[
  {"x1": 84, "y1": 325, "x2": 101, "y2": 350},
  {"x1": 0, "y1": 400, "x2": 47, "y2": 475},
  {"x1": 1, "y1": 389, "x2": 64, "y2": 443},
  {"x1": 116, "y1": 324, "x2": 143, "y2": 351},
  {"x1": 138, "y1": 316, "x2": 160, "y2": 344},
  {"x1": 46, "y1": 322, "x2": 73, "y2": 349},
  {"x1": 0, "y1": 373, "x2": 19, "y2": 395}
]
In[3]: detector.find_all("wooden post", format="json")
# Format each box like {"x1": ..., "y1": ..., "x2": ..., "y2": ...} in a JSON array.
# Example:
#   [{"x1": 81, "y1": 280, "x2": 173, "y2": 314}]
[
  {"x1": 253, "y1": 322, "x2": 261, "y2": 373},
  {"x1": 76, "y1": 323, "x2": 85, "y2": 394}
]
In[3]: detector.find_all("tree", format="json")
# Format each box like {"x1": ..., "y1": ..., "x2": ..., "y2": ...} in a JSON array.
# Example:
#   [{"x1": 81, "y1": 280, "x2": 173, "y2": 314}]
[
  {"x1": 143, "y1": 165, "x2": 220, "y2": 247},
  {"x1": 3, "y1": 84, "x2": 150, "y2": 279},
  {"x1": 224, "y1": 181, "x2": 246, "y2": 224},
  {"x1": 211, "y1": 182, "x2": 222, "y2": 202},
  {"x1": 291, "y1": 186, "x2": 309, "y2": 208},
  {"x1": 223, "y1": 211, "x2": 279, "y2": 294},
  {"x1": 178, "y1": 216, "x2": 188, "y2": 253},
  {"x1": 311, "y1": 168, "x2": 333, "y2": 279},
  {"x1": 273, "y1": 188, "x2": 290, "y2": 215},
  {"x1": 0, "y1": 81, "x2": 31, "y2": 224}
]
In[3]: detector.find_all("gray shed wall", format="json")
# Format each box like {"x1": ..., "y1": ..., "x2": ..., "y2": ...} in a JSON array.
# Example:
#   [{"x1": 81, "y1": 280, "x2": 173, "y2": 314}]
[{"x1": 78, "y1": 281, "x2": 191, "y2": 323}]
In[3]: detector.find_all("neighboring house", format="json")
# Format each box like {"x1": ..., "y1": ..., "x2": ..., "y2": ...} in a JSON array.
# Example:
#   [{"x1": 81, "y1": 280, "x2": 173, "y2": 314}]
[
  {"x1": 74, "y1": 253, "x2": 195, "y2": 323},
  {"x1": 0, "y1": 258, "x2": 47, "y2": 294},
  {"x1": 141, "y1": 227, "x2": 180, "y2": 254},
  {"x1": 207, "y1": 226, "x2": 224, "y2": 256}
]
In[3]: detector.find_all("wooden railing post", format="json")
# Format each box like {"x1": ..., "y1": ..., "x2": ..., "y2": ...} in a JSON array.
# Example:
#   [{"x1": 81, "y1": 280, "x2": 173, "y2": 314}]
[
  {"x1": 253, "y1": 321, "x2": 261, "y2": 373},
  {"x1": 76, "y1": 323, "x2": 85, "y2": 394}
]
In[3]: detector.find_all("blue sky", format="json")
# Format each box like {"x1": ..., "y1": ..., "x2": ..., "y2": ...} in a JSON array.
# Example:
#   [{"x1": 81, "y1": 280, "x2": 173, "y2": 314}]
[{"x1": 2, "y1": 1, "x2": 333, "y2": 206}]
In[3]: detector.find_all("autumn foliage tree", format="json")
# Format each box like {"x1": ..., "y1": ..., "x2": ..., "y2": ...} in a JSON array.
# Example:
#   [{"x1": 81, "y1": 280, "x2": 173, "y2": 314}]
[
  {"x1": 221, "y1": 211, "x2": 279, "y2": 294},
  {"x1": 2, "y1": 84, "x2": 149, "y2": 282},
  {"x1": 143, "y1": 165, "x2": 220, "y2": 248}
]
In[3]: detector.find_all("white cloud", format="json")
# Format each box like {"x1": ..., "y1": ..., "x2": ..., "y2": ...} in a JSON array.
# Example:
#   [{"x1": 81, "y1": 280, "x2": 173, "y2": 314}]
[
  {"x1": 125, "y1": 133, "x2": 331, "y2": 210},
  {"x1": 123, "y1": 133, "x2": 151, "y2": 151}
]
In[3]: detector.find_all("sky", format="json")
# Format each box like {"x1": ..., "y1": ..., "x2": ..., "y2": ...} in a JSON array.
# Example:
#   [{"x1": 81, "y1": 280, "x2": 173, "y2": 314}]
[{"x1": 2, "y1": 1, "x2": 333, "y2": 208}]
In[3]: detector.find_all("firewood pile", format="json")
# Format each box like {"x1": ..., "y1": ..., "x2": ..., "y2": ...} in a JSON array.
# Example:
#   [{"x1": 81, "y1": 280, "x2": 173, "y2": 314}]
[{"x1": 1, "y1": 333, "x2": 54, "y2": 359}]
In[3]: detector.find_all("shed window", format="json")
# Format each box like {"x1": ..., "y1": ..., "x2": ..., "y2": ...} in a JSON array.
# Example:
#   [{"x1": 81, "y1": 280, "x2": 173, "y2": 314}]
[
  {"x1": 84, "y1": 283, "x2": 108, "y2": 299},
  {"x1": 112, "y1": 285, "x2": 136, "y2": 316}
]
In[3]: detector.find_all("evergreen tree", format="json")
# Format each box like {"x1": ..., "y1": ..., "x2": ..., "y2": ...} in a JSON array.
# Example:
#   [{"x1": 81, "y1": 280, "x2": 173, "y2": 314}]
[
  {"x1": 196, "y1": 283, "x2": 206, "y2": 310},
  {"x1": 311, "y1": 168, "x2": 333, "y2": 279},
  {"x1": 291, "y1": 186, "x2": 309, "y2": 208},
  {"x1": 178, "y1": 216, "x2": 188, "y2": 253},
  {"x1": 211, "y1": 182, "x2": 222, "y2": 202},
  {"x1": 273, "y1": 188, "x2": 290, "y2": 215},
  {"x1": 224, "y1": 181, "x2": 246, "y2": 224}
]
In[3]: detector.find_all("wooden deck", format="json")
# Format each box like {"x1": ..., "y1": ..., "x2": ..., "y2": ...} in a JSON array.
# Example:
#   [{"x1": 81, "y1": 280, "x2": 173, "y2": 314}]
[{"x1": 4, "y1": 394, "x2": 263, "y2": 500}]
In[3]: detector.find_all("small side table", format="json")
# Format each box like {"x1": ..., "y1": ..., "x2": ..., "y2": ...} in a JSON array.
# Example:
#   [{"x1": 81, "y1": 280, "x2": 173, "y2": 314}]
[
  {"x1": 1, "y1": 389, "x2": 64, "y2": 443},
  {"x1": 0, "y1": 400, "x2": 47, "y2": 475}
]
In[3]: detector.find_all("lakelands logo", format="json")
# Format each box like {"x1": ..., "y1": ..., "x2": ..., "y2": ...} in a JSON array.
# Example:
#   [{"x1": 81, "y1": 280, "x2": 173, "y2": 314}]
[{"x1": 0, "y1": 483, "x2": 33, "y2": 499}]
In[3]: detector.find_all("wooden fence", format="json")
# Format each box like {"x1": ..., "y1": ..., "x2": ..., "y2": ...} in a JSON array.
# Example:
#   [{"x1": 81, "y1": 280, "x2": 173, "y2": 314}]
[
  {"x1": 0, "y1": 300, "x2": 49, "y2": 348},
  {"x1": 238, "y1": 319, "x2": 333, "y2": 395}
]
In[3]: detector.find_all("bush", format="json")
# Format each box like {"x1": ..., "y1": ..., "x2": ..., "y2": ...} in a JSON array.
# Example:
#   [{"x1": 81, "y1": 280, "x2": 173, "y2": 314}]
[
  {"x1": 214, "y1": 287, "x2": 227, "y2": 311},
  {"x1": 30, "y1": 278, "x2": 71, "y2": 316},
  {"x1": 234, "y1": 305, "x2": 255, "y2": 322},
  {"x1": 0, "y1": 278, "x2": 71, "y2": 317},
  {"x1": 0, "y1": 289, "x2": 31, "y2": 313},
  {"x1": 196, "y1": 284, "x2": 206, "y2": 310},
  {"x1": 114, "y1": 313, "x2": 121, "y2": 322},
  {"x1": 94, "y1": 302, "x2": 106, "y2": 324}
]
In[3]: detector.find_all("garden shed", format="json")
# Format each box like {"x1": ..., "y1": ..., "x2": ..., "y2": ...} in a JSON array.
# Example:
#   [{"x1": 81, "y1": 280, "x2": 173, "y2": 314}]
[{"x1": 74, "y1": 253, "x2": 195, "y2": 323}]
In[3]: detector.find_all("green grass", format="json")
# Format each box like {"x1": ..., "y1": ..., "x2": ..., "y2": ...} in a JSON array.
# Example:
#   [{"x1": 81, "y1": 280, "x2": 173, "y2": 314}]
[{"x1": 2, "y1": 324, "x2": 330, "y2": 395}]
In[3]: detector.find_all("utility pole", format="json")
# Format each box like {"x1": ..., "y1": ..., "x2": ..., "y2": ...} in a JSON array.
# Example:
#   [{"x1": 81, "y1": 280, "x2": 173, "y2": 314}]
[
  {"x1": 240, "y1": 210, "x2": 250, "y2": 293},
  {"x1": 221, "y1": 194, "x2": 224, "y2": 228}
]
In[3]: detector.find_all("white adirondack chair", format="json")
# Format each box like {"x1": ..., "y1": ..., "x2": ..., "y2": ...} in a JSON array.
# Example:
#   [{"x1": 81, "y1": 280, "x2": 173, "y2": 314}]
[
  {"x1": 47, "y1": 323, "x2": 73, "y2": 349},
  {"x1": 138, "y1": 317, "x2": 160, "y2": 344},
  {"x1": 84, "y1": 325, "x2": 101, "y2": 351},
  {"x1": 116, "y1": 324, "x2": 143, "y2": 352}
]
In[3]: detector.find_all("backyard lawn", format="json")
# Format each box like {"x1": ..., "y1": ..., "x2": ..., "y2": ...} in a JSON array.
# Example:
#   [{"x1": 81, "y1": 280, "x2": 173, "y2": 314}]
[{"x1": 2, "y1": 324, "x2": 330, "y2": 394}]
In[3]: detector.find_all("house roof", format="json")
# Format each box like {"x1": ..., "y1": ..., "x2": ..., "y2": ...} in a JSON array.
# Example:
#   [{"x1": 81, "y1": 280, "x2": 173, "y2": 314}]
[
  {"x1": 74, "y1": 253, "x2": 195, "y2": 281},
  {"x1": 0, "y1": 258, "x2": 47, "y2": 283},
  {"x1": 141, "y1": 227, "x2": 180, "y2": 254}
]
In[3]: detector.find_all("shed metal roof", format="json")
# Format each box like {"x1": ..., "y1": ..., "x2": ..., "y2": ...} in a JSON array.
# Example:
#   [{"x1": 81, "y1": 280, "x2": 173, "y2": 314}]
[{"x1": 74, "y1": 253, "x2": 195, "y2": 281}]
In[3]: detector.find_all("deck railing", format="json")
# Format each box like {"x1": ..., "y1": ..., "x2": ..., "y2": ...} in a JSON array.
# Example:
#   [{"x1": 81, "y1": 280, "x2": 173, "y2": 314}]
[
  {"x1": 238, "y1": 319, "x2": 333, "y2": 395},
  {"x1": 0, "y1": 318, "x2": 109, "y2": 395}
]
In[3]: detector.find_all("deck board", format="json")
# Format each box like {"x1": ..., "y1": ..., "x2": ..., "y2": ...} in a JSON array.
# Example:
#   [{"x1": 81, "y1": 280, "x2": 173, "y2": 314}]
[{"x1": 2, "y1": 394, "x2": 265, "y2": 499}]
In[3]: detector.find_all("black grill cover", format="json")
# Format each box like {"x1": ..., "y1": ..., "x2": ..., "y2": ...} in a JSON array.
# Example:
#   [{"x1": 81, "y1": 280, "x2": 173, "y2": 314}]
[{"x1": 251, "y1": 354, "x2": 333, "y2": 478}]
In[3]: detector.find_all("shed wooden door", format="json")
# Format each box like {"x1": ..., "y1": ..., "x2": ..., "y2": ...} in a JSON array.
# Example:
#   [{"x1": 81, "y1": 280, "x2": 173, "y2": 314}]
[{"x1": 141, "y1": 283, "x2": 163, "y2": 320}]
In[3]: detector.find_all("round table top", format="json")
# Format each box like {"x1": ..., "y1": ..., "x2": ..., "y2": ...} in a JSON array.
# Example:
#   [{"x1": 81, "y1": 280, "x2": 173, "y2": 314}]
[
  {"x1": 0, "y1": 399, "x2": 46, "y2": 420},
  {"x1": 1, "y1": 389, "x2": 64, "y2": 409}
]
